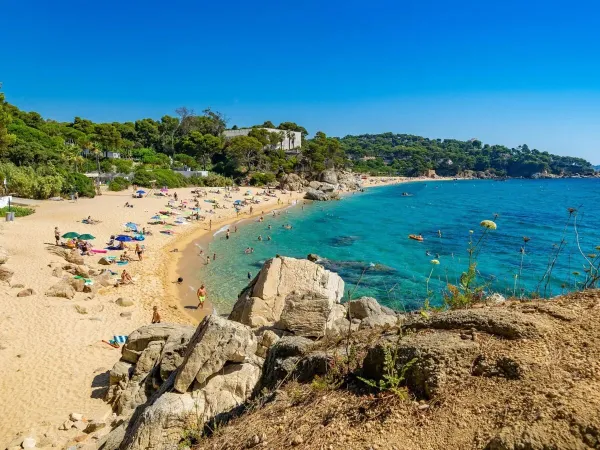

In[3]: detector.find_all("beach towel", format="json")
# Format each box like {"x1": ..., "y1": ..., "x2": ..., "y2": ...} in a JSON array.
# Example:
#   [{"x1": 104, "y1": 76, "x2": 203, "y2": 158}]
[
  {"x1": 92, "y1": 249, "x2": 107, "y2": 253},
  {"x1": 116, "y1": 260, "x2": 128, "y2": 266},
  {"x1": 114, "y1": 335, "x2": 128, "y2": 344}
]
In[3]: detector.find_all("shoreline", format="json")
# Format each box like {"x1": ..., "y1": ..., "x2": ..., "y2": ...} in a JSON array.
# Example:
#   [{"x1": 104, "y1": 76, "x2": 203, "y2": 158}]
[{"x1": 166, "y1": 176, "x2": 455, "y2": 318}]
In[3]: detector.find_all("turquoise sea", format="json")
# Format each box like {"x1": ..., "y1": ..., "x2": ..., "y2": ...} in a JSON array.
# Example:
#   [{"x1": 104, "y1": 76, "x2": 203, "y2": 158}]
[{"x1": 196, "y1": 179, "x2": 600, "y2": 312}]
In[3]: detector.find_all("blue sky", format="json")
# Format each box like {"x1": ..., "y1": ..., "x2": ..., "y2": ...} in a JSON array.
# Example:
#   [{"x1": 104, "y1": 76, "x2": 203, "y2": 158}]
[{"x1": 1, "y1": 0, "x2": 599, "y2": 163}]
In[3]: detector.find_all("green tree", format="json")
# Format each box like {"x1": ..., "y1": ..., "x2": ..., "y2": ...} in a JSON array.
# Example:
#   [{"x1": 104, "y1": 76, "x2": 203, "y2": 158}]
[
  {"x1": 181, "y1": 132, "x2": 222, "y2": 170},
  {"x1": 226, "y1": 136, "x2": 263, "y2": 172},
  {"x1": 0, "y1": 94, "x2": 17, "y2": 159}
]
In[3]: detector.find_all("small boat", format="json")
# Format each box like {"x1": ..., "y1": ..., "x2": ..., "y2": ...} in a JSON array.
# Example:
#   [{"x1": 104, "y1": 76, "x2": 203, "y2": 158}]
[{"x1": 409, "y1": 234, "x2": 424, "y2": 242}]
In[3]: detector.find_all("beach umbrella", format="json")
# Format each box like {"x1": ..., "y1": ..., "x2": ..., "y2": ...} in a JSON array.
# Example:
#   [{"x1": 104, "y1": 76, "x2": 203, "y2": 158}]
[
  {"x1": 78, "y1": 233, "x2": 96, "y2": 240},
  {"x1": 126, "y1": 222, "x2": 138, "y2": 231},
  {"x1": 136, "y1": 190, "x2": 146, "y2": 194},
  {"x1": 62, "y1": 232, "x2": 80, "y2": 239},
  {"x1": 115, "y1": 235, "x2": 133, "y2": 242}
]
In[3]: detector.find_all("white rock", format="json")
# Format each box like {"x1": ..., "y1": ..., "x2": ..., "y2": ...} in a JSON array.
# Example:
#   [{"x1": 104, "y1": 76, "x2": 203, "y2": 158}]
[{"x1": 21, "y1": 437, "x2": 36, "y2": 449}]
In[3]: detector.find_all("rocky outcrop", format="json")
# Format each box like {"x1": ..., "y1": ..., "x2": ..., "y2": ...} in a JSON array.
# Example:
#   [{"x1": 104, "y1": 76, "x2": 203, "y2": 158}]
[
  {"x1": 65, "y1": 249, "x2": 85, "y2": 265},
  {"x1": 174, "y1": 314, "x2": 257, "y2": 393},
  {"x1": 105, "y1": 323, "x2": 195, "y2": 415},
  {"x1": 319, "y1": 169, "x2": 339, "y2": 185},
  {"x1": 102, "y1": 317, "x2": 260, "y2": 450},
  {"x1": 45, "y1": 280, "x2": 75, "y2": 299},
  {"x1": 404, "y1": 308, "x2": 547, "y2": 339},
  {"x1": 363, "y1": 331, "x2": 479, "y2": 399},
  {"x1": 229, "y1": 256, "x2": 344, "y2": 337},
  {"x1": 304, "y1": 187, "x2": 333, "y2": 201},
  {"x1": 118, "y1": 361, "x2": 261, "y2": 450},
  {"x1": 337, "y1": 171, "x2": 362, "y2": 190},
  {"x1": 279, "y1": 173, "x2": 305, "y2": 191}
]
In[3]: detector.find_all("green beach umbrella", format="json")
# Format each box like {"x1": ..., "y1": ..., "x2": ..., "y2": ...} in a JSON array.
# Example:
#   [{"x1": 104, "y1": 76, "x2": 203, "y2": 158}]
[
  {"x1": 78, "y1": 234, "x2": 96, "y2": 240},
  {"x1": 61, "y1": 232, "x2": 80, "y2": 239}
]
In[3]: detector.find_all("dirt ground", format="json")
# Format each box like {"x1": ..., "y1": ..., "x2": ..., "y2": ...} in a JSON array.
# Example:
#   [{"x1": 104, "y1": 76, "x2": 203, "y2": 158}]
[{"x1": 195, "y1": 291, "x2": 600, "y2": 450}]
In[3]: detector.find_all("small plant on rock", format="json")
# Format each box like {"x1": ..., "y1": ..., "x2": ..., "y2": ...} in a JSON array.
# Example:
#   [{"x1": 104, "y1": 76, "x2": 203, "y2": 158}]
[
  {"x1": 357, "y1": 343, "x2": 415, "y2": 399},
  {"x1": 444, "y1": 219, "x2": 497, "y2": 309}
]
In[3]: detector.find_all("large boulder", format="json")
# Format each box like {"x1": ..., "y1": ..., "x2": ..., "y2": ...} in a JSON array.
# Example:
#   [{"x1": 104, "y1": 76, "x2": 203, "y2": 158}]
[
  {"x1": 279, "y1": 173, "x2": 304, "y2": 191},
  {"x1": 278, "y1": 291, "x2": 338, "y2": 338},
  {"x1": 65, "y1": 249, "x2": 85, "y2": 265},
  {"x1": 337, "y1": 171, "x2": 361, "y2": 190},
  {"x1": 362, "y1": 331, "x2": 479, "y2": 399},
  {"x1": 45, "y1": 280, "x2": 75, "y2": 299},
  {"x1": 105, "y1": 323, "x2": 195, "y2": 415},
  {"x1": 174, "y1": 314, "x2": 257, "y2": 393},
  {"x1": 229, "y1": 257, "x2": 344, "y2": 334},
  {"x1": 304, "y1": 188, "x2": 331, "y2": 201},
  {"x1": 319, "y1": 169, "x2": 338, "y2": 185},
  {"x1": 348, "y1": 297, "x2": 383, "y2": 320},
  {"x1": 118, "y1": 361, "x2": 261, "y2": 450}
]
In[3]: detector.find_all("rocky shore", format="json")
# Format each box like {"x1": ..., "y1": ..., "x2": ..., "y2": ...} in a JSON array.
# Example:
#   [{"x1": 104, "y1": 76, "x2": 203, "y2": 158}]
[{"x1": 48, "y1": 255, "x2": 599, "y2": 450}]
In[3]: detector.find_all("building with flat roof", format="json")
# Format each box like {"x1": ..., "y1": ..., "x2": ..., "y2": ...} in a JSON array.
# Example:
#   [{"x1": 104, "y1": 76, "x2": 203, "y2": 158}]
[{"x1": 223, "y1": 128, "x2": 302, "y2": 154}]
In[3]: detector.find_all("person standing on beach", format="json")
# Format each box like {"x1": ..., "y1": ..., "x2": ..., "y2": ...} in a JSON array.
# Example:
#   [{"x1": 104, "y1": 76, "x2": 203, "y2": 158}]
[
  {"x1": 54, "y1": 227, "x2": 60, "y2": 246},
  {"x1": 151, "y1": 306, "x2": 161, "y2": 323},
  {"x1": 213, "y1": 253, "x2": 216, "y2": 261},
  {"x1": 206, "y1": 256, "x2": 210, "y2": 265},
  {"x1": 197, "y1": 284, "x2": 206, "y2": 309},
  {"x1": 209, "y1": 220, "x2": 212, "y2": 230},
  {"x1": 226, "y1": 230, "x2": 230, "y2": 239},
  {"x1": 74, "y1": 192, "x2": 78, "y2": 201},
  {"x1": 135, "y1": 243, "x2": 144, "y2": 261}
]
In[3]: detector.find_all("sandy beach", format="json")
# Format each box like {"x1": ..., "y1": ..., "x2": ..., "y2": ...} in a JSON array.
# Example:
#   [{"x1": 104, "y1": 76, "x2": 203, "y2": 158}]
[{"x1": 0, "y1": 175, "x2": 427, "y2": 446}]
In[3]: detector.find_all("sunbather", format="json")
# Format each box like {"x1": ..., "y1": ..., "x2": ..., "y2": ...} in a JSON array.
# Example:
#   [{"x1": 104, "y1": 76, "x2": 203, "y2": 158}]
[{"x1": 120, "y1": 269, "x2": 133, "y2": 284}]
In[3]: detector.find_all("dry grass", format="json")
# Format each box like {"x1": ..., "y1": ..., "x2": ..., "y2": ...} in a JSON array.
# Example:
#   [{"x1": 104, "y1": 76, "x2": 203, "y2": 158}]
[{"x1": 194, "y1": 292, "x2": 600, "y2": 450}]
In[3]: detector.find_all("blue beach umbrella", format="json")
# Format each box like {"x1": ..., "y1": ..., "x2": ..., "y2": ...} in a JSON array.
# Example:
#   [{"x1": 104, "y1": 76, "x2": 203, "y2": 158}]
[
  {"x1": 126, "y1": 222, "x2": 138, "y2": 231},
  {"x1": 115, "y1": 235, "x2": 133, "y2": 242},
  {"x1": 136, "y1": 190, "x2": 146, "y2": 194}
]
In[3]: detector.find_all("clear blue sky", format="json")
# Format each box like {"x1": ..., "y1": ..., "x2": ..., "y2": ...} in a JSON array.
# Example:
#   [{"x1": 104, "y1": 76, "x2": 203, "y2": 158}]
[{"x1": 1, "y1": 0, "x2": 599, "y2": 163}]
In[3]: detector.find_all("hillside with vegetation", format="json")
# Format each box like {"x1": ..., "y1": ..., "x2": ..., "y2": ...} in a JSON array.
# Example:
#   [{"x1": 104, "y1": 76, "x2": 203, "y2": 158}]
[
  {"x1": 345, "y1": 133, "x2": 595, "y2": 177},
  {"x1": 0, "y1": 93, "x2": 594, "y2": 199}
]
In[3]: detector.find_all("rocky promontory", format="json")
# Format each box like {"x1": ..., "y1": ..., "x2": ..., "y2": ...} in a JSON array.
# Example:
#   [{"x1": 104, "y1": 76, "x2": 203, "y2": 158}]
[{"x1": 94, "y1": 257, "x2": 600, "y2": 450}]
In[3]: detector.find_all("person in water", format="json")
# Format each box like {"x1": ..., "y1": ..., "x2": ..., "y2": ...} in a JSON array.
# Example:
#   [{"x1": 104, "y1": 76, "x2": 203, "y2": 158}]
[
  {"x1": 247, "y1": 272, "x2": 252, "y2": 280},
  {"x1": 197, "y1": 284, "x2": 206, "y2": 308},
  {"x1": 258, "y1": 235, "x2": 262, "y2": 241}
]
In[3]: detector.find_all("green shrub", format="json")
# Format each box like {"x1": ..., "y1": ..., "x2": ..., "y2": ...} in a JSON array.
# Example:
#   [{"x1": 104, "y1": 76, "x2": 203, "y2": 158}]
[
  {"x1": 133, "y1": 168, "x2": 188, "y2": 188},
  {"x1": 108, "y1": 176, "x2": 130, "y2": 191},
  {"x1": 0, "y1": 162, "x2": 64, "y2": 199},
  {"x1": 249, "y1": 172, "x2": 276, "y2": 186},
  {"x1": 203, "y1": 173, "x2": 233, "y2": 187},
  {"x1": 63, "y1": 173, "x2": 96, "y2": 198},
  {"x1": 113, "y1": 159, "x2": 134, "y2": 174},
  {"x1": 0, "y1": 206, "x2": 35, "y2": 217}
]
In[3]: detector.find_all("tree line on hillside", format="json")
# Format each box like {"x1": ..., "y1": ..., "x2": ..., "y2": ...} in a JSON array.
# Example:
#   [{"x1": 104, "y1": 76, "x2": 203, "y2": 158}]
[
  {"x1": 344, "y1": 133, "x2": 594, "y2": 178},
  {"x1": 0, "y1": 93, "x2": 343, "y2": 198},
  {"x1": 0, "y1": 92, "x2": 594, "y2": 199}
]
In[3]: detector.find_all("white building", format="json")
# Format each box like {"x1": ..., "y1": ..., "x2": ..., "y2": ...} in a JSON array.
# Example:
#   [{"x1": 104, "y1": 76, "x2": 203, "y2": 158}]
[
  {"x1": 82, "y1": 149, "x2": 121, "y2": 159},
  {"x1": 223, "y1": 128, "x2": 302, "y2": 153}
]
